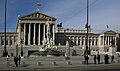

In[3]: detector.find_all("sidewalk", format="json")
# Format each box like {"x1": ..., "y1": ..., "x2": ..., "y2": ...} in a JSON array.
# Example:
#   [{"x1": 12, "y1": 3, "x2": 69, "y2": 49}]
[
  {"x1": 0, "y1": 63, "x2": 120, "y2": 71},
  {"x1": 0, "y1": 56, "x2": 120, "y2": 71}
]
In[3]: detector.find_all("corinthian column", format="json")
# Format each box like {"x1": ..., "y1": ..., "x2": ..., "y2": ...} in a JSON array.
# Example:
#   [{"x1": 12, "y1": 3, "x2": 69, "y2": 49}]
[
  {"x1": 34, "y1": 24, "x2": 36, "y2": 45},
  {"x1": 84, "y1": 37, "x2": 86, "y2": 46},
  {"x1": 53, "y1": 25, "x2": 55, "y2": 45},
  {"x1": 114, "y1": 36, "x2": 116, "y2": 46},
  {"x1": 80, "y1": 37, "x2": 82, "y2": 46},
  {"x1": 19, "y1": 24, "x2": 21, "y2": 45},
  {"x1": 43, "y1": 24, "x2": 45, "y2": 41},
  {"x1": 108, "y1": 36, "x2": 110, "y2": 45},
  {"x1": 12, "y1": 36, "x2": 15, "y2": 45},
  {"x1": 38, "y1": 24, "x2": 41, "y2": 45},
  {"x1": 76, "y1": 37, "x2": 78, "y2": 45},
  {"x1": 24, "y1": 24, "x2": 26, "y2": 45},
  {"x1": 94, "y1": 38, "x2": 96, "y2": 46},
  {"x1": 0, "y1": 36, "x2": 1, "y2": 46},
  {"x1": 28, "y1": 24, "x2": 31, "y2": 45},
  {"x1": 103, "y1": 36, "x2": 104, "y2": 46},
  {"x1": 8, "y1": 37, "x2": 10, "y2": 46}
]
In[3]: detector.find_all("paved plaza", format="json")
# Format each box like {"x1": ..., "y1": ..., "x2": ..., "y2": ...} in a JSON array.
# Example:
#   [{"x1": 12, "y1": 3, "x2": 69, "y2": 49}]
[{"x1": 0, "y1": 56, "x2": 120, "y2": 71}]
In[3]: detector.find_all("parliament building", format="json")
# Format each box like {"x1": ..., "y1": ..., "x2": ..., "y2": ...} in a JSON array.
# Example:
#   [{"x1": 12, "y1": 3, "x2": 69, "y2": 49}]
[{"x1": 0, "y1": 10, "x2": 119, "y2": 56}]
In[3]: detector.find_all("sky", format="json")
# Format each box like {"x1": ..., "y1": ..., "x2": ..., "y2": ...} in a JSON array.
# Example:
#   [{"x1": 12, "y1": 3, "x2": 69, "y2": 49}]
[{"x1": 0, "y1": 0, "x2": 120, "y2": 33}]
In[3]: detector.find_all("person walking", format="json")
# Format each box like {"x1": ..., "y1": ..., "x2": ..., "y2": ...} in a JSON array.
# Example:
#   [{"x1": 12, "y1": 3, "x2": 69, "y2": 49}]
[
  {"x1": 6, "y1": 55, "x2": 9, "y2": 66},
  {"x1": 93, "y1": 55, "x2": 96, "y2": 64},
  {"x1": 84, "y1": 55, "x2": 89, "y2": 64},
  {"x1": 104, "y1": 54, "x2": 109, "y2": 64},
  {"x1": 7, "y1": 55, "x2": 9, "y2": 61},
  {"x1": 14, "y1": 56, "x2": 18, "y2": 67},
  {"x1": 111, "y1": 55, "x2": 115, "y2": 63},
  {"x1": 14, "y1": 56, "x2": 16, "y2": 66},
  {"x1": 97, "y1": 54, "x2": 100, "y2": 64},
  {"x1": 64, "y1": 53, "x2": 70, "y2": 60},
  {"x1": 18, "y1": 55, "x2": 21, "y2": 65}
]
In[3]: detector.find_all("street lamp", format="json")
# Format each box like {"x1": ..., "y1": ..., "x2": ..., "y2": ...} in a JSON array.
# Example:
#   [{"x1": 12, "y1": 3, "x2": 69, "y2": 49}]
[
  {"x1": 21, "y1": 40, "x2": 23, "y2": 56},
  {"x1": 2, "y1": 0, "x2": 8, "y2": 57},
  {"x1": 84, "y1": 0, "x2": 90, "y2": 56},
  {"x1": 89, "y1": 38, "x2": 91, "y2": 54},
  {"x1": 20, "y1": 27, "x2": 24, "y2": 57}
]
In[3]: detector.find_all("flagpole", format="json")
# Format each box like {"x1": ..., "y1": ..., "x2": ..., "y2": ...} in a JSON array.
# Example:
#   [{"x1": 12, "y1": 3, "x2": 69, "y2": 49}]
[
  {"x1": 2, "y1": 0, "x2": 8, "y2": 57},
  {"x1": 36, "y1": 2, "x2": 41, "y2": 11}
]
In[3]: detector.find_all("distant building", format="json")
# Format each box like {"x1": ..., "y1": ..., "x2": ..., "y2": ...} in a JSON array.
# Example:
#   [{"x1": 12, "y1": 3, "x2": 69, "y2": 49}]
[{"x1": 0, "y1": 11, "x2": 119, "y2": 56}]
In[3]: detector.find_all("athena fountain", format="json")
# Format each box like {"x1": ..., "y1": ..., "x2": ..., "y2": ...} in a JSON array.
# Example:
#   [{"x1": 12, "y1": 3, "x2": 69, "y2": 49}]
[{"x1": 31, "y1": 20, "x2": 64, "y2": 57}]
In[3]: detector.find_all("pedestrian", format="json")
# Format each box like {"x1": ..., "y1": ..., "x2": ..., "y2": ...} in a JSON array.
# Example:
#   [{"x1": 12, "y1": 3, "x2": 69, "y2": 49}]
[
  {"x1": 104, "y1": 54, "x2": 109, "y2": 64},
  {"x1": 93, "y1": 55, "x2": 96, "y2": 64},
  {"x1": 11, "y1": 53, "x2": 13, "y2": 57},
  {"x1": 64, "y1": 53, "x2": 70, "y2": 60},
  {"x1": 18, "y1": 55, "x2": 21, "y2": 65},
  {"x1": 16, "y1": 56, "x2": 18, "y2": 67},
  {"x1": 14, "y1": 56, "x2": 18, "y2": 67},
  {"x1": 84, "y1": 55, "x2": 89, "y2": 64},
  {"x1": 111, "y1": 55, "x2": 115, "y2": 63},
  {"x1": 14, "y1": 56, "x2": 16, "y2": 65},
  {"x1": 97, "y1": 54, "x2": 100, "y2": 64},
  {"x1": 7, "y1": 55, "x2": 9, "y2": 61}
]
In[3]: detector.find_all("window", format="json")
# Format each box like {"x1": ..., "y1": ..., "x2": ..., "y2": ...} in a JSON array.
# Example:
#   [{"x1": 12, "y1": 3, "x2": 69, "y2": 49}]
[
  {"x1": 82, "y1": 39, "x2": 84, "y2": 45},
  {"x1": 10, "y1": 40, "x2": 12, "y2": 45},
  {"x1": 96, "y1": 39, "x2": 98, "y2": 45},
  {"x1": 92, "y1": 39, "x2": 94, "y2": 45},
  {"x1": 6, "y1": 39, "x2": 8, "y2": 45},
  {"x1": 1, "y1": 40, "x2": 4, "y2": 45}
]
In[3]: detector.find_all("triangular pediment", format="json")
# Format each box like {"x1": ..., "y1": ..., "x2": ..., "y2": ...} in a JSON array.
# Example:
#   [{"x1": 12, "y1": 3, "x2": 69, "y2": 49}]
[
  {"x1": 104, "y1": 30, "x2": 116, "y2": 35},
  {"x1": 19, "y1": 11, "x2": 56, "y2": 20}
]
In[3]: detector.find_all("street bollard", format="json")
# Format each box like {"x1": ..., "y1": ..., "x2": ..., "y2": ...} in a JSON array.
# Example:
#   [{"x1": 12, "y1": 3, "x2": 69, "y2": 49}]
[
  {"x1": 52, "y1": 61, "x2": 57, "y2": 66},
  {"x1": 67, "y1": 61, "x2": 71, "y2": 65},
  {"x1": 118, "y1": 60, "x2": 119, "y2": 63},
  {"x1": 7, "y1": 61, "x2": 10, "y2": 66},
  {"x1": 23, "y1": 62, "x2": 25, "y2": 65},
  {"x1": 82, "y1": 61, "x2": 85, "y2": 64},
  {"x1": 38, "y1": 62, "x2": 41, "y2": 66}
]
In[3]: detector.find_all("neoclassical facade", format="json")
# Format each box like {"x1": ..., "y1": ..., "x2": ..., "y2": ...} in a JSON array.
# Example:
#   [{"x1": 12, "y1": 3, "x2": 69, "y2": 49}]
[
  {"x1": 17, "y1": 11, "x2": 56, "y2": 46},
  {"x1": 0, "y1": 11, "x2": 119, "y2": 56},
  {"x1": 0, "y1": 32, "x2": 18, "y2": 47},
  {"x1": 55, "y1": 27, "x2": 119, "y2": 52}
]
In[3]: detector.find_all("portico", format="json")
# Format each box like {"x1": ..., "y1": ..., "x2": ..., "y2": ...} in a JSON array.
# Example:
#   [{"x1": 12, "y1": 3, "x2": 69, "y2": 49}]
[{"x1": 17, "y1": 11, "x2": 56, "y2": 46}]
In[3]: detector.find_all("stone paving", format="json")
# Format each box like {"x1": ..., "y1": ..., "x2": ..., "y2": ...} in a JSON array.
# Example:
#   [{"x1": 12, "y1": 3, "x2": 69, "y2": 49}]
[{"x1": 0, "y1": 56, "x2": 120, "y2": 71}]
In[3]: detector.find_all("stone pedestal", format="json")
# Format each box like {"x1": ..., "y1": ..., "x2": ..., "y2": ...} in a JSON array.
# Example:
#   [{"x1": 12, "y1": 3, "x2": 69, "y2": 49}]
[{"x1": 109, "y1": 46, "x2": 116, "y2": 56}]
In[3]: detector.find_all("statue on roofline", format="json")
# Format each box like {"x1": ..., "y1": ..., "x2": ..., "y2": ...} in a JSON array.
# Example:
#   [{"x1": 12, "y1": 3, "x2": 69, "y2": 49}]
[{"x1": 57, "y1": 22, "x2": 62, "y2": 27}]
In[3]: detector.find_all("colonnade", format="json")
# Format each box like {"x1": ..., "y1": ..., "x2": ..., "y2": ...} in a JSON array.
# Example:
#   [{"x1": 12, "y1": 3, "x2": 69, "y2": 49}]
[
  {"x1": 19, "y1": 22, "x2": 55, "y2": 45},
  {"x1": 0, "y1": 36, "x2": 16, "y2": 46},
  {"x1": 56, "y1": 36, "x2": 98, "y2": 46},
  {"x1": 100, "y1": 36, "x2": 116, "y2": 46}
]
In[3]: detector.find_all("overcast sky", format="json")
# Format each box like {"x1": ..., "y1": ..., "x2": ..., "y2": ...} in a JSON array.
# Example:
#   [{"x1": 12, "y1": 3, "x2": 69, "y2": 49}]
[{"x1": 0, "y1": 0, "x2": 120, "y2": 33}]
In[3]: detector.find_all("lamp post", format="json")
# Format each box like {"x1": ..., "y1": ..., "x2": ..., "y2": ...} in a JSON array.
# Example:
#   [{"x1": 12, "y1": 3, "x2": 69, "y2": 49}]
[
  {"x1": 84, "y1": 0, "x2": 90, "y2": 56},
  {"x1": 21, "y1": 40, "x2": 23, "y2": 56},
  {"x1": 20, "y1": 28, "x2": 24, "y2": 57},
  {"x1": 89, "y1": 39, "x2": 91, "y2": 54},
  {"x1": 2, "y1": 0, "x2": 8, "y2": 57}
]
